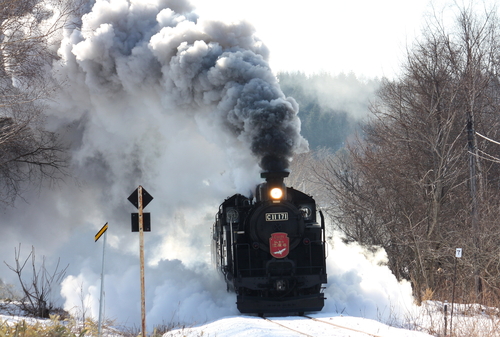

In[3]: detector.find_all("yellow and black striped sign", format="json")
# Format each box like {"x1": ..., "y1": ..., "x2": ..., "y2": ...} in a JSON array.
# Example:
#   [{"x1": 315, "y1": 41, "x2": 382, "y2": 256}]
[{"x1": 95, "y1": 223, "x2": 108, "y2": 242}]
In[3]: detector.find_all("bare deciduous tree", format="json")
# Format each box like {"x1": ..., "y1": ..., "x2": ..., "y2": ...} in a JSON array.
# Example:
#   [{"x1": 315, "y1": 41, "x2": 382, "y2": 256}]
[
  {"x1": 4, "y1": 244, "x2": 69, "y2": 318},
  {"x1": 0, "y1": 0, "x2": 84, "y2": 205},
  {"x1": 309, "y1": 3, "x2": 500, "y2": 305}
]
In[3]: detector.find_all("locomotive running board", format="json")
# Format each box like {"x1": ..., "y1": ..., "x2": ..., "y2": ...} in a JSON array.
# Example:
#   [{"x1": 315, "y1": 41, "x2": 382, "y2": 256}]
[{"x1": 236, "y1": 293, "x2": 325, "y2": 314}]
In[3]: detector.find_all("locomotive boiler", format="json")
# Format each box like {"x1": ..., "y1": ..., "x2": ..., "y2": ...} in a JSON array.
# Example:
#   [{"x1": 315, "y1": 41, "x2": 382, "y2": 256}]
[{"x1": 212, "y1": 171, "x2": 327, "y2": 315}]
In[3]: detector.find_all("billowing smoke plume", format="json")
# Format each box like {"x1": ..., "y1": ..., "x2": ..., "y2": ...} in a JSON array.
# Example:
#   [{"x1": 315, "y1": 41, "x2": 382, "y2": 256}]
[{"x1": 54, "y1": 0, "x2": 307, "y2": 174}]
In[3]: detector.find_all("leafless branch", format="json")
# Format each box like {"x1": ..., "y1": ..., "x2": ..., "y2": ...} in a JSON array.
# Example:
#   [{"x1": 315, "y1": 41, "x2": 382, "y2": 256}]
[{"x1": 4, "y1": 244, "x2": 69, "y2": 318}]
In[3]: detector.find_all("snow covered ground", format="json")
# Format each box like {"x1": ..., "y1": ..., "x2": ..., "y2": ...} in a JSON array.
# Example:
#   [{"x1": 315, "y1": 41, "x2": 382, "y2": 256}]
[
  {"x1": 162, "y1": 313, "x2": 433, "y2": 337},
  {"x1": 0, "y1": 306, "x2": 432, "y2": 337},
  {"x1": 3, "y1": 299, "x2": 500, "y2": 336},
  {"x1": 162, "y1": 301, "x2": 500, "y2": 337}
]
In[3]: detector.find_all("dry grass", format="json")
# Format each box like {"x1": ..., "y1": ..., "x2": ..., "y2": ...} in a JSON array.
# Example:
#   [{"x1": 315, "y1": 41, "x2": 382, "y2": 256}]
[{"x1": 0, "y1": 315, "x2": 86, "y2": 337}]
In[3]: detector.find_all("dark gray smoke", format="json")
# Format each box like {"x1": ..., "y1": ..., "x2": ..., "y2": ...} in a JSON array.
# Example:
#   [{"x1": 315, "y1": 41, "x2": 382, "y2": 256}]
[
  {"x1": 54, "y1": 0, "x2": 307, "y2": 173},
  {"x1": 163, "y1": 15, "x2": 310, "y2": 171}
]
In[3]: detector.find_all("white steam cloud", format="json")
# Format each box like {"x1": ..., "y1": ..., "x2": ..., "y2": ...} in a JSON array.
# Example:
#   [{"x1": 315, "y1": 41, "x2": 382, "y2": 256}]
[
  {"x1": 54, "y1": 0, "x2": 307, "y2": 175},
  {"x1": 323, "y1": 235, "x2": 416, "y2": 322},
  {"x1": 0, "y1": 0, "x2": 416, "y2": 332}
]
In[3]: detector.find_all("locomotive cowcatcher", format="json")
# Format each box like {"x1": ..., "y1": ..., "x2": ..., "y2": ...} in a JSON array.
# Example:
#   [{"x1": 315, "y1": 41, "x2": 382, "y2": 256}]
[{"x1": 212, "y1": 171, "x2": 327, "y2": 315}]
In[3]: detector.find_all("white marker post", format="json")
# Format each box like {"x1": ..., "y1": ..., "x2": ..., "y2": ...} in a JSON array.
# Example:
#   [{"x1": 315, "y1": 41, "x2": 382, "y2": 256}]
[
  {"x1": 94, "y1": 222, "x2": 109, "y2": 337},
  {"x1": 450, "y1": 248, "x2": 462, "y2": 336}
]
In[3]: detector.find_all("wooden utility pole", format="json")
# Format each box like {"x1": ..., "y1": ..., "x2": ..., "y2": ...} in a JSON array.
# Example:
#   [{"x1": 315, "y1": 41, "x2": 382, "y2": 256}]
[
  {"x1": 467, "y1": 115, "x2": 482, "y2": 300},
  {"x1": 128, "y1": 186, "x2": 153, "y2": 337},
  {"x1": 138, "y1": 186, "x2": 146, "y2": 337}
]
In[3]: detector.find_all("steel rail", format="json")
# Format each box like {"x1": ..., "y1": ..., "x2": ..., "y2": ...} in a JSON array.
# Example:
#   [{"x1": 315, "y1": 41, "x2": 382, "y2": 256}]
[{"x1": 303, "y1": 315, "x2": 383, "y2": 337}]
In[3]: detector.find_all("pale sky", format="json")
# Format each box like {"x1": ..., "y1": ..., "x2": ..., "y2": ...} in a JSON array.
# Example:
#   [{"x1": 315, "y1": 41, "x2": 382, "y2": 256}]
[{"x1": 189, "y1": 0, "x2": 434, "y2": 78}]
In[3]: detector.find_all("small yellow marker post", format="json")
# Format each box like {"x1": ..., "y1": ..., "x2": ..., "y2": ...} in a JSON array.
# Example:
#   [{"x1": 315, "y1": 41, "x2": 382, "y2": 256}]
[
  {"x1": 94, "y1": 222, "x2": 108, "y2": 337},
  {"x1": 95, "y1": 222, "x2": 108, "y2": 242}
]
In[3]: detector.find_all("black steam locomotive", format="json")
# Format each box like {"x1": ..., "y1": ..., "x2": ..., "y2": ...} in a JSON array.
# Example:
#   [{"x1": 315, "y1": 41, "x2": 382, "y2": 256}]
[{"x1": 212, "y1": 171, "x2": 327, "y2": 315}]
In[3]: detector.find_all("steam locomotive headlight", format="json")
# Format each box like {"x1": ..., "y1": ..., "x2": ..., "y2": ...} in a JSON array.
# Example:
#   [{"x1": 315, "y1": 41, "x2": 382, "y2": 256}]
[
  {"x1": 270, "y1": 187, "x2": 283, "y2": 200},
  {"x1": 299, "y1": 205, "x2": 312, "y2": 219}
]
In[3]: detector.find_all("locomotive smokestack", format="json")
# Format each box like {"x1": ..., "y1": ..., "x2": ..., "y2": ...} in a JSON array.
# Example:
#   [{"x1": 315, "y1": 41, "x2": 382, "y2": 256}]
[{"x1": 261, "y1": 171, "x2": 290, "y2": 184}]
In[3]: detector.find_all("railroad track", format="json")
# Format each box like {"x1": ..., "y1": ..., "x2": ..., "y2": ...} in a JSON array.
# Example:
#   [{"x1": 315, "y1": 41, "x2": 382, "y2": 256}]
[{"x1": 262, "y1": 315, "x2": 383, "y2": 337}]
